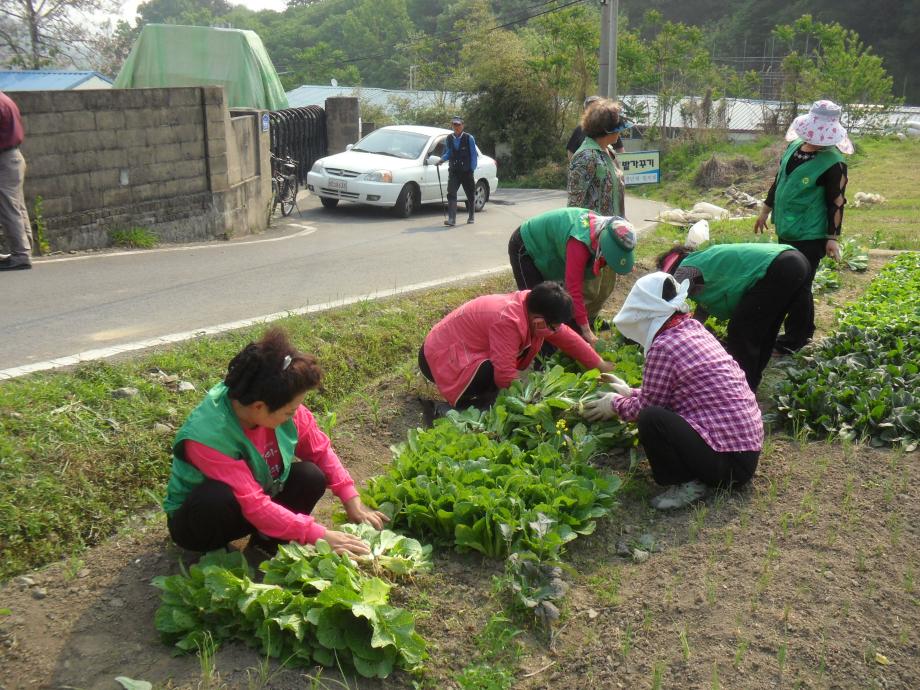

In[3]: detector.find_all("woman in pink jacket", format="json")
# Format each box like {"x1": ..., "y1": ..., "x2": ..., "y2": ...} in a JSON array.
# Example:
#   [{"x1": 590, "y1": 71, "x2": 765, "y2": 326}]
[{"x1": 419, "y1": 282, "x2": 613, "y2": 410}]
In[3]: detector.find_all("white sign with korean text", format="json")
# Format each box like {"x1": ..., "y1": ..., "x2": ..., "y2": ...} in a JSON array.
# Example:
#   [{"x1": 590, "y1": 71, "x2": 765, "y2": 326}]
[{"x1": 618, "y1": 150, "x2": 661, "y2": 185}]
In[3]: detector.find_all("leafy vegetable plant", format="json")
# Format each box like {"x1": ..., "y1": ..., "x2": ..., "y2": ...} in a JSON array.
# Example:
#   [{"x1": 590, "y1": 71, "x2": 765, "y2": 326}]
[
  {"x1": 154, "y1": 536, "x2": 429, "y2": 678},
  {"x1": 771, "y1": 252, "x2": 920, "y2": 450}
]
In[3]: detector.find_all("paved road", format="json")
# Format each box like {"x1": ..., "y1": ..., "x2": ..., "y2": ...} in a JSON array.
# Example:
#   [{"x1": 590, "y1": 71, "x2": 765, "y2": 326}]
[{"x1": 0, "y1": 190, "x2": 666, "y2": 374}]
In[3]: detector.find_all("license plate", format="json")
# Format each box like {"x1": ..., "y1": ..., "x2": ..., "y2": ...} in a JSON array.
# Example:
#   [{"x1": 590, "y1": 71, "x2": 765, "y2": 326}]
[{"x1": 328, "y1": 179, "x2": 347, "y2": 191}]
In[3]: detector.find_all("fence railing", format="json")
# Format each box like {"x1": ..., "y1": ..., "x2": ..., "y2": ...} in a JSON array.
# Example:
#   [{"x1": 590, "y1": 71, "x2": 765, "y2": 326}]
[{"x1": 269, "y1": 106, "x2": 327, "y2": 183}]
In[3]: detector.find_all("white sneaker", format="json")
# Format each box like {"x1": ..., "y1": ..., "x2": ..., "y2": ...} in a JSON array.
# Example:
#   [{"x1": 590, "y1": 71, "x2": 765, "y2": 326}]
[{"x1": 650, "y1": 480, "x2": 709, "y2": 510}]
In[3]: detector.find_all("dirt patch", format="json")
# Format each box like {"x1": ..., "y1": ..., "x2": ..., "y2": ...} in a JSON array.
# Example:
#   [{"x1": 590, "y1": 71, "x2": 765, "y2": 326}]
[
  {"x1": 694, "y1": 155, "x2": 758, "y2": 189},
  {"x1": 2, "y1": 260, "x2": 917, "y2": 690}
]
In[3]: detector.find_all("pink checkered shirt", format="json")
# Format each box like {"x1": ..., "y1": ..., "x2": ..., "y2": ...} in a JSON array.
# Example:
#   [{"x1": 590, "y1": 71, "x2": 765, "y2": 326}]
[{"x1": 613, "y1": 318, "x2": 763, "y2": 452}]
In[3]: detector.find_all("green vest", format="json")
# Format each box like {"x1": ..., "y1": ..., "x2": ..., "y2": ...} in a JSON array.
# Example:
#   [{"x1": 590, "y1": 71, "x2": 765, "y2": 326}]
[
  {"x1": 680, "y1": 243, "x2": 794, "y2": 321},
  {"x1": 162, "y1": 382, "x2": 298, "y2": 515},
  {"x1": 520, "y1": 207, "x2": 595, "y2": 282},
  {"x1": 772, "y1": 140, "x2": 844, "y2": 242}
]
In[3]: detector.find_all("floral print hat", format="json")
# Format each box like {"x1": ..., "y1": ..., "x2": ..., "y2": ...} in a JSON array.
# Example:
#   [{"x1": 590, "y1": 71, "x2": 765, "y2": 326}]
[{"x1": 785, "y1": 99, "x2": 854, "y2": 154}]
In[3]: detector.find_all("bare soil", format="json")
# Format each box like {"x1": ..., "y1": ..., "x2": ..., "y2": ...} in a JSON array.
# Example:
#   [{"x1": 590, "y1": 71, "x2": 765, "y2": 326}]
[{"x1": 2, "y1": 258, "x2": 917, "y2": 690}]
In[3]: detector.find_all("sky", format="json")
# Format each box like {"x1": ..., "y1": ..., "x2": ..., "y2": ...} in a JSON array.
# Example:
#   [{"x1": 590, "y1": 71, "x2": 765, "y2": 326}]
[{"x1": 119, "y1": 0, "x2": 288, "y2": 23}]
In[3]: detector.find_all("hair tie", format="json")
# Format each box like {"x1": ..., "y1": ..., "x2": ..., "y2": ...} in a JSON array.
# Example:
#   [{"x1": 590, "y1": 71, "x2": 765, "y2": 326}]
[{"x1": 282, "y1": 355, "x2": 292, "y2": 371}]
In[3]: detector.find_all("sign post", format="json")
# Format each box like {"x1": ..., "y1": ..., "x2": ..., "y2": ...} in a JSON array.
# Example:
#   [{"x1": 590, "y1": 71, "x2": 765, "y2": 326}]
[{"x1": 618, "y1": 150, "x2": 661, "y2": 185}]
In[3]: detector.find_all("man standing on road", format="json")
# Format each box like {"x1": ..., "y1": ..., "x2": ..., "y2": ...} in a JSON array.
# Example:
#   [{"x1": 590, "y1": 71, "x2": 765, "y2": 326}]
[
  {"x1": 439, "y1": 116, "x2": 478, "y2": 226},
  {"x1": 0, "y1": 91, "x2": 32, "y2": 271}
]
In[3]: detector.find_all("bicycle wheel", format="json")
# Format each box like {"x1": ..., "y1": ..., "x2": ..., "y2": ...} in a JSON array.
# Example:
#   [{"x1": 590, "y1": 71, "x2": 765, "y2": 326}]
[
  {"x1": 270, "y1": 177, "x2": 280, "y2": 218},
  {"x1": 280, "y1": 176, "x2": 299, "y2": 216}
]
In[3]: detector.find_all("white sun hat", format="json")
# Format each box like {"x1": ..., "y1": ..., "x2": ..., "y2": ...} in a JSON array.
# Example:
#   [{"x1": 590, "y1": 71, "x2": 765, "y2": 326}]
[{"x1": 785, "y1": 99, "x2": 854, "y2": 154}]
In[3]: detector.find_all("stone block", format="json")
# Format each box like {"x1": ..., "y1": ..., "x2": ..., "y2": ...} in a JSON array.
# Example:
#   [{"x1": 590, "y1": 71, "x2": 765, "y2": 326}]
[
  {"x1": 95, "y1": 111, "x2": 125, "y2": 130},
  {"x1": 207, "y1": 156, "x2": 228, "y2": 176},
  {"x1": 39, "y1": 196, "x2": 72, "y2": 217},
  {"x1": 126, "y1": 146, "x2": 158, "y2": 167},
  {"x1": 155, "y1": 143, "x2": 184, "y2": 163},
  {"x1": 205, "y1": 136, "x2": 227, "y2": 158},
  {"x1": 70, "y1": 189, "x2": 104, "y2": 212},
  {"x1": 103, "y1": 188, "x2": 135, "y2": 207},
  {"x1": 12, "y1": 91, "x2": 52, "y2": 115},
  {"x1": 116, "y1": 129, "x2": 150, "y2": 149},
  {"x1": 131, "y1": 182, "x2": 163, "y2": 203},
  {"x1": 172, "y1": 105, "x2": 204, "y2": 125},
  {"x1": 90, "y1": 168, "x2": 120, "y2": 189},
  {"x1": 168, "y1": 88, "x2": 202, "y2": 108},
  {"x1": 201, "y1": 86, "x2": 225, "y2": 106},
  {"x1": 145, "y1": 126, "x2": 179, "y2": 146},
  {"x1": 94, "y1": 149, "x2": 129, "y2": 169},
  {"x1": 209, "y1": 172, "x2": 229, "y2": 192},
  {"x1": 180, "y1": 140, "x2": 206, "y2": 159},
  {"x1": 28, "y1": 153, "x2": 68, "y2": 177},
  {"x1": 24, "y1": 112, "x2": 68, "y2": 136},
  {"x1": 172, "y1": 123, "x2": 204, "y2": 143},
  {"x1": 125, "y1": 109, "x2": 162, "y2": 130}
]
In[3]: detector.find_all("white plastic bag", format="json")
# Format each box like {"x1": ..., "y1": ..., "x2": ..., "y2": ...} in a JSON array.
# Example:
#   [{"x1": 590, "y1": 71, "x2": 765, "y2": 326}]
[{"x1": 686, "y1": 219, "x2": 710, "y2": 248}]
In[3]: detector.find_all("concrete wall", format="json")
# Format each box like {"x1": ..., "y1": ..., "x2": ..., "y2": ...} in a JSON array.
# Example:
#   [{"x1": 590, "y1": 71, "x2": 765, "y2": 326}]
[
  {"x1": 325, "y1": 97, "x2": 360, "y2": 154},
  {"x1": 6, "y1": 86, "x2": 271, "y2": 253}
]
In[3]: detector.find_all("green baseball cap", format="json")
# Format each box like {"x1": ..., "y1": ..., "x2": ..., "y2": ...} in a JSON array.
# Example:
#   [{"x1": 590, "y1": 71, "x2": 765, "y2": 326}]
[{"x1": 598, "y1": 217, "x2": 636, "y2": 274}]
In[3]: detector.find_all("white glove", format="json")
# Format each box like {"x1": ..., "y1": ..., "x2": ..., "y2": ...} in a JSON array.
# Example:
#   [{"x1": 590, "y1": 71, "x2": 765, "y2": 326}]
[
  {"x1": 599, "y1": 373, "x2": 632, "y2": 396},
  {"x1": 581, "y1": 393, "x2": 621, "y2": 422}
]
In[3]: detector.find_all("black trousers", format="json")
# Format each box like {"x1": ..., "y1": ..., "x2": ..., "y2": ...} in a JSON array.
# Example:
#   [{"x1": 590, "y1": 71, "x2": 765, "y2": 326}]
[
  {"x1": 725, "y1": 250, "x2": 811, "y2": 391},
  {"x1": 637, "y1": 406, "x2": 759, "y2": 488},
  {"x1": 447, "y1": 169, "x2": 476, "y2": 220},
  {"x1": 418, "y1": 345, "x2": 497, "y2": 409},
  {"x1": 508, "y1": 227, "x2": 544, "y2": 290},
  {"x1": 167, "y1": 461, "x2": 327, "y2": 552},
  {"x1": 775, "y1": 239, "x2": 827, "y2": 352}
]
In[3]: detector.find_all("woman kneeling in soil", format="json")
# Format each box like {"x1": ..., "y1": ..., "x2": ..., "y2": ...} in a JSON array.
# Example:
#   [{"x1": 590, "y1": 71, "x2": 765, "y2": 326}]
[
  {"x1": 162, "y1": 328, "x2": 387, "y2": 556},
  {"x1": 419, "y1": 281, "x2": 613, "y2": 413},
  {"x1": 581, "y1": 273, "x2": 763, "y2": 509}
]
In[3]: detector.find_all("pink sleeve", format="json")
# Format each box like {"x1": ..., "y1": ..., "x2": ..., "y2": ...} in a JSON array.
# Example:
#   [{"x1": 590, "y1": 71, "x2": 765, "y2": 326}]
[
  {"x1": 488, "y1": 317, "x2": 526, "y2": 389},
  {"x1": 293, "y1": 406, "x2": 359, "y2": 503},
  {"x1": 546, "y1": 325, "x2": 603, "y2": 369},
  {"x1": 184, "y1": 440, "x2": 327, "y2": 544},
  {"x1": 564, "y1": 238, "x2": 592, "y2": 328}
]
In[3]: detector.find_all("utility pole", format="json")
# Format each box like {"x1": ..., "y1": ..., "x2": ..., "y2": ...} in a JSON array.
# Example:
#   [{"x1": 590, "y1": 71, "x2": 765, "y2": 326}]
[
  {"x1": 598, "y1": 0, "x2": 619, "y2": 99},
  {"x1": 598, "y1": 0, "x2": 610, "y2": 97},
  {"x1": 607, "y1": 0, "x2": 618, "y2": 101}
]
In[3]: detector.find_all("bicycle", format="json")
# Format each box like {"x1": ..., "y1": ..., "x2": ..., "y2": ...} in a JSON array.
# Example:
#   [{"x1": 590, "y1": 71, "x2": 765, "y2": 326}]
[{"x1": 270, "y1": 153, "x2": 299, "y2": 217}]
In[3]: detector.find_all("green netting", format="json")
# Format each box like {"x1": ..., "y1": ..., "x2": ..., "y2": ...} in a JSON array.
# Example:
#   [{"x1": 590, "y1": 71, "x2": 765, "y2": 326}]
[{"x1": 114, "y1": 24, "x2": 289, "y2": 111}]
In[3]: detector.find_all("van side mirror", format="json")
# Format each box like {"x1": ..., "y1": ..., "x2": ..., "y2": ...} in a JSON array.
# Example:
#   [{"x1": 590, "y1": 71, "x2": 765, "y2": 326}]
[
  {"x1": 345, "y1": 144, "x2": 354, "y2": 151},
  {"x1": 426, "y1": 155, "x2": 441, "y2": 166}
]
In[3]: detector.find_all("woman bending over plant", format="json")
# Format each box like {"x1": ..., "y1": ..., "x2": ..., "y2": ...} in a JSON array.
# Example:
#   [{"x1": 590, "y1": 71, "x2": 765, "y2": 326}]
[
  {"x1": 581, "y1": 273, "x2": 763, "y2": 510},
  {"x1": 162, "y1": 328, "x2": 387, "y2": 557}
]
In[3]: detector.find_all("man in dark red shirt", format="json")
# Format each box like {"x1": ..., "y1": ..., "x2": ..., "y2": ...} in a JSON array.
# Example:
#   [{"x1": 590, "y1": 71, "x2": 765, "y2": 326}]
[{"x1": 0, "y1": 91, "x2": 32, "y2": 270}]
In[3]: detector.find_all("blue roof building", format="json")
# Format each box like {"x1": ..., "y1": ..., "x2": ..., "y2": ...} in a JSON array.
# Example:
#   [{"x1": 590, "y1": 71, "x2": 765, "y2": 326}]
[{"x1": 0, "y1": 70, "x2": 114, "y2": 91}]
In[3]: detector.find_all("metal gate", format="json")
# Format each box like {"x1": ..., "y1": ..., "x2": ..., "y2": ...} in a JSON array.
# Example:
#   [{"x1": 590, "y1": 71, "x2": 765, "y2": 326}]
[{"x1": 269, "y1": 106, "x2": 326, "y2": 183}]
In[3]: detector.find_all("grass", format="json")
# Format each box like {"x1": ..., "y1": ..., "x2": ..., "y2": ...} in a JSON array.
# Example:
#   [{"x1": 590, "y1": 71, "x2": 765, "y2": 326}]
[
  {"x1": 0, "y1": 275, "x2": 513, "y2": 579},
  {"x1": 109, "y1": 227, "x2": 159, "y2": 249}
]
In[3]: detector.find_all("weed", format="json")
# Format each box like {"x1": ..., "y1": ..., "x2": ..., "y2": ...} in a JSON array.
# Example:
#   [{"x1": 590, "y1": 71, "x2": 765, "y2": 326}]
[
  {"x1": 679, "y1": 626, "x2": 691, "y2": 662},
  {"x1": 63, "y1": 554, "x2": 84, "y2": 580},
  {"x1": 723, "y1": 528, "x2": 734, "y2": 549},
  {"x1": 586, "y1": 567, "x2": 621, "y2": 606},
  {"x1": 711, "y1": 663, "x2": 721, "y2": 689},
  {"x1": 457, "y1": 614, "x2": 521, "y2": 690},
  {"x1": 688, "y1": 503, "x2": 709, "y2": 541},
  {"x1": 30, "y1": 195, "x2": 51, "y2": 255},
  {"x1": 704, "y1": 574, "x2": 717, "y2": 606},
  {"x1": 109, "y1": 227, "x2": 159, "y2": 249},
  {"x1": 733, "y1": 638, "x2": 749, "y2": 669},
  {"x1": 904, "y1": 566, "x2": 915, "y2": 594},
  {"x1": 855, "y1": 549, "x2": 869, "y2": 573},
  {"x1": 195, "y1": 631, "x2": 220, "y2": 689},
  {"x1": 651, "y1": 660, "x2": 666, "y2": 689},
  {"x1": 620, "y1": 622, "x2": 634, "y2": 662},
  {"x1": 357, "y1": 392, "x2": 382, "y2": 426},
  {"x1": 642, "y1": 605, "x2": 653, "y2": 631},
  {"x1": 777, "y1": 641, "x2": 788, "y2": 677},
  {"x1": 888, "y1": 513, "x2": 903, "y2": 547}
]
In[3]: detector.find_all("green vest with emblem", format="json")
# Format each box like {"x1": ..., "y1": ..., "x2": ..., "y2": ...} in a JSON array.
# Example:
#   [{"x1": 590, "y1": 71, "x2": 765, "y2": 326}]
[
  {"x1": 680, "y1": 243, "x2": 794, "y2": 321},
  {"x1": 772, "y1": 140, "x2": 844, "y2": 242},
  {"x1": 162, "y1": 382, "x2": 298, "y2": 515},
  {"x1": 520, "y1": 207, "x2": 596, "y2": 282}
]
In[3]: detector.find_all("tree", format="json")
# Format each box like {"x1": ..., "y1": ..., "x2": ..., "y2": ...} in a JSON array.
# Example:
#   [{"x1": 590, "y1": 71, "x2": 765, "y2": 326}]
[
  {"x1": 774, "y1": 15, "x2": 898, "y2": 130},
  {"x1": 0, "y1": 0, "x2": 119, "y2": 69}
]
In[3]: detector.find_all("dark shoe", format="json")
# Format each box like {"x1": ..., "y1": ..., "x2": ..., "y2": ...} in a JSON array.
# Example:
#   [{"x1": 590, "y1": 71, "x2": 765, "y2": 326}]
[
  {"x1": 419, "y1": 398, "x2": 452, "y2": 427},
  {"x1": 0, "y1": 257, "x2": 31, "y2": 271},
  {"x1": 444, "y1": 219, "x2": 456, "y2": 226},
  {"x1": 467, "y1": 217, "x2": 475, "y2": 224}
]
